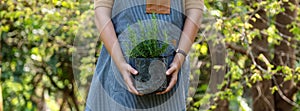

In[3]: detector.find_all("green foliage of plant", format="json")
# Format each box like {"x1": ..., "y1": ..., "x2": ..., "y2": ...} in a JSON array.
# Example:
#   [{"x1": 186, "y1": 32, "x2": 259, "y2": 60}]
[
  {"x1": 129, "y1": 39, "x2": 169, "y2": 58},
  {"x1": 126, "y1": 15, "x2": 170, "y2": 58}
]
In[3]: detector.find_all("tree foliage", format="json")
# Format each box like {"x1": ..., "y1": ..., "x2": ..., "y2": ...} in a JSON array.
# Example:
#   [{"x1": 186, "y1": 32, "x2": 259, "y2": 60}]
[
  {"x1": 1, "y1": 0, "x2": 96, "y2": 110},
  {"x1": 188, "y1": 0, "x2": 300, "y2": 111}
]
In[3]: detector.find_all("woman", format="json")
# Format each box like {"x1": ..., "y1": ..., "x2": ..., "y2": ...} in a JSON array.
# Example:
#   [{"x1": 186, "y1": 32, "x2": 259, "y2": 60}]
[{"x1": 86, "y1": 0, "x2": 203, "y2": 110}]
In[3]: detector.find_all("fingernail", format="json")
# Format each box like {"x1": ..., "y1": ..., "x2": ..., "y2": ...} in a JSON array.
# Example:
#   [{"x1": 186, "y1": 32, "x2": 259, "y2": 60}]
[{"x1": 166, "y1": 71, "x2": 170, "y2": 75}]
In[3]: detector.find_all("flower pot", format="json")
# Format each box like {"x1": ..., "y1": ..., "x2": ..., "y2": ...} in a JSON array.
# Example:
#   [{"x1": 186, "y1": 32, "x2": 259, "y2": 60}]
[
  {"x1": 127, "y1": 39, "x2": 176, "y2": 94},
  {"x1": 129, "y1": 55, "x2": 174, "y2": 94}
]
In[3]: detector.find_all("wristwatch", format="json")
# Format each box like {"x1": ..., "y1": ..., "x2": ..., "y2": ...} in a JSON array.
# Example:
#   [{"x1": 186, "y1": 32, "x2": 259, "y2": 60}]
[{"x1": 175, "y1": 48, "x2": 187, "y2": 57}]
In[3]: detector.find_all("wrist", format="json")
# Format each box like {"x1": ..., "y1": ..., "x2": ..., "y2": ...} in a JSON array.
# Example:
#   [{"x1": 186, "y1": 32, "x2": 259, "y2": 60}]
[
  {"x1": 173, "y1": 53, "x2": 185, "y2": 67},
  {"x1": 113, "y1": 59, "x2": 128, "y2": 72}
]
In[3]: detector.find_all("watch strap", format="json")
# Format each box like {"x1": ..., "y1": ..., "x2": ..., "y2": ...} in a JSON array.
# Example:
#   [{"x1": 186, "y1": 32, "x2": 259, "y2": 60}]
[{"x1": 176, "y1": 49, "x2": 187, "y2": 57}]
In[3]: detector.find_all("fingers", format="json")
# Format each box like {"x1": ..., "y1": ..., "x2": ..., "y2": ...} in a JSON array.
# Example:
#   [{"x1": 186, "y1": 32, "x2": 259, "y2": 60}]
[
  {"x1": 118, "y1": 63, "x2": 142, "y2": 95},
  {"x1": 166, "y1": 64, "x2": 177, "y2": 75},
  {"x1": 122, "y1": 64, "x2": 141, "y2": 95},
  {"x1": 123, "y1": 74, "x2": 143, "y2": 96},
  {"x1": 157, "y1": 70, "x2": 178, "y2": 95},
  {"x1": 126, "y1": 64, "x2": 138, "y2": 75}
]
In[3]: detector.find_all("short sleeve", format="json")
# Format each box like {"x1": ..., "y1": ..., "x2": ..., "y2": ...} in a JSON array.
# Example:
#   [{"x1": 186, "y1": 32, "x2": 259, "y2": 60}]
[
  {"x1": 185, "y1": 0, "x2": 204, "y2": 10},
  {"x1": 94, "y1": 0, "x2": 114, "y2": 9}
]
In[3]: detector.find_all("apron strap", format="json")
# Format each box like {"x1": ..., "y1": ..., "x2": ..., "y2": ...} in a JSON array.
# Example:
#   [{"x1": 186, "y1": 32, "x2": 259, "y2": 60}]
[{"x1": 146, "y1": 0, "x2": 170, "y2": 14}]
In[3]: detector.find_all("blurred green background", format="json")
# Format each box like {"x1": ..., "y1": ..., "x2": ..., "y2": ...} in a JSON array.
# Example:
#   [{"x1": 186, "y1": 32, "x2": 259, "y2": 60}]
[{"x1": 1, "y1": 0, "x2": 300, "y2": 111}]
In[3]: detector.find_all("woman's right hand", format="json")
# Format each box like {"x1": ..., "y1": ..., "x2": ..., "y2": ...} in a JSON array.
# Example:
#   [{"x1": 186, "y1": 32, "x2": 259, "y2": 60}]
[
  {"x1": 118, "y1": 62, "x2": 142, "y2": 96},
  {"x1": 94, "y1": 7, "x2": 142, "y2": 96}
]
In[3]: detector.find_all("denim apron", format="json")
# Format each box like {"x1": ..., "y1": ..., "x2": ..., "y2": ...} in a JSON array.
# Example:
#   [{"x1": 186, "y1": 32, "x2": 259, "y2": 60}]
[{"x1": 86, "y1": 0, "x2": 190, "y2": 111}]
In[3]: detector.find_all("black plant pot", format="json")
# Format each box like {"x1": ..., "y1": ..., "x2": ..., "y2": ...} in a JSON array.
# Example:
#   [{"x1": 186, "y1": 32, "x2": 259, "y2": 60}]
[
  {"x1": 128, "y1": 39, "x2": 176, "y2": 94},
  {"x1": 129, "y1": 56, "x2": 174, "y2": 94}
]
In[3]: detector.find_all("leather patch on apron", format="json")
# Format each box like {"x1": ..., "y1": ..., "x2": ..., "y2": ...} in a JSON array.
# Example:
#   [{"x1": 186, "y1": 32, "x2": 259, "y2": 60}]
[{"x1": 146, "y1": 0, "x2": 170, "y2": 14}]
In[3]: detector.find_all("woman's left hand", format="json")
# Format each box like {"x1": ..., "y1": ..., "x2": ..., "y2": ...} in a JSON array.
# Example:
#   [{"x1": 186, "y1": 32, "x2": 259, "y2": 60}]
[{"x1": 156, "y1": 53, "x2": 185, "y2": 95}]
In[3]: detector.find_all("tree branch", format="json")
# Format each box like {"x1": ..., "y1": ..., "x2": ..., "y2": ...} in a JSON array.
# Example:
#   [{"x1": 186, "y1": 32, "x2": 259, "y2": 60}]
[
  {"x1": 226, "y1": 43, "x2": 248, "y2": 55},
  {"x1": 272, "y1": 77, "x2": 300, "y2": 108}
]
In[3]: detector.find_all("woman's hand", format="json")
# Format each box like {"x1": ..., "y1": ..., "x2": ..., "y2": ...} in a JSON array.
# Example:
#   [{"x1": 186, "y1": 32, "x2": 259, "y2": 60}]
[
  {"x1": 156, "y1": 53, "x2": 185, "y2": 95},
  {"x1": 95, "y1": 7, "x2": 142, "y2": 96},
  {"x1": 118, "y1": 62, "x2": 143, "y2": 96},
  {"x1": 155, "y1": 8, "x2": 202, "y2": 95}
]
